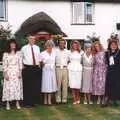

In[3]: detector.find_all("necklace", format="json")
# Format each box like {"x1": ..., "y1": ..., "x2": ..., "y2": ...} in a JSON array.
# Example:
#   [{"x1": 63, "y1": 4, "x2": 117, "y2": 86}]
[{"x1": 108, "y1": 50, "x2": 119, "y2": 58}]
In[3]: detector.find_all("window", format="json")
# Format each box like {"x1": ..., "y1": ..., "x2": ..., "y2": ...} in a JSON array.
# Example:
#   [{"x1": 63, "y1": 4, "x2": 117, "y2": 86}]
[
  {"x1": 0, "y1": 0, "x2": 7, "y2": 21},
  {"x1": 72, "y1": 2, "x2": 94, "y2": 25}
]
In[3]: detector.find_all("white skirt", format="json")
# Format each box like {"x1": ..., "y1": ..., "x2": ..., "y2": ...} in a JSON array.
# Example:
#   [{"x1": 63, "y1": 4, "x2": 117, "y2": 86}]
[
  {"x1": 41, "y1": 65, "x2": 57, "y2": 93},
  {"x1": 68, "y1": 70, "x2": 82, "y2": 89}
]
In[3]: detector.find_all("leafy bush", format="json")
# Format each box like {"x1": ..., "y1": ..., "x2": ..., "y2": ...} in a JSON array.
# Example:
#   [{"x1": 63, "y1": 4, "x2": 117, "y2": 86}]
[
  {"x1": 0, "y1": 24, "x2": 12, "y2": 40},
  {"x1": 0, "y1": 71, "x2": 3, "y2": 99},
  {"x1": 0, "y1": 24, "x2": 12, "y2": 61}
]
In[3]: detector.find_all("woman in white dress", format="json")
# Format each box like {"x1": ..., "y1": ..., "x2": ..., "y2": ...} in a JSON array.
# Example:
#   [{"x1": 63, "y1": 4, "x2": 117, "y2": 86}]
[
  {"x1": 40, "y1": 40, "x2": 57, "y2": 105},
  {"x1": 68, "y1": 40, "x2": 84, "y2": 104},
  {"x1": 82, "y1": 43, "x2": 94, "y2": 105},
  {"x1": 2, "y1": 39, "x2": 23, "y2": 110}
]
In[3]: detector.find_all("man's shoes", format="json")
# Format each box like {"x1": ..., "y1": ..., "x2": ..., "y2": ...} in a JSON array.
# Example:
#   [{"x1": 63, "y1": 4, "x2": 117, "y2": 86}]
[
  {"x1": 56, "y1": 101, "x2": 61, "y2": 105},
  {"x1": 62, "y1": 100, "x2": 67, "y2": 104},
  {"x1": 100, "y1": 103, "x2": 108, "y2": 108}
]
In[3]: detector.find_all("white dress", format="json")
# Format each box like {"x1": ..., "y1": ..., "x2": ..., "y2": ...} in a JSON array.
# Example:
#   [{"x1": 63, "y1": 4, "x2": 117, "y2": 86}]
[
  {"x1": 82, "y1": 53, "x2": 94, "y2": 93},
  {"x1": 40, "y1": 50, "x2": 57, "y2": 93},
  {"x1": 2, "y1": 52, "x2": 23, "y2": 101},
  {"x1": 68, "y1": 51, "x2": 84, "y2": 89}
]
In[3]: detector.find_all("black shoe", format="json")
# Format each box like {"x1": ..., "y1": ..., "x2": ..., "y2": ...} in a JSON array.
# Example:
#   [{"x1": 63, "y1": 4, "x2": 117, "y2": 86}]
[
  {"x1": 56, "y1": 102, "x2": 61, "y2": 105},
  {"x1": 62, "y1": 102, "x2": 67, "y2": 104},
  {"x1": 113, "y1": 101, "x2": 119, "y2": 107},
  {"x1": 24, "y1": 104, "x2": 35, "y2": 108},
  {"x1": 100, "y1": 103, "x2": 108, "y2": 108}
]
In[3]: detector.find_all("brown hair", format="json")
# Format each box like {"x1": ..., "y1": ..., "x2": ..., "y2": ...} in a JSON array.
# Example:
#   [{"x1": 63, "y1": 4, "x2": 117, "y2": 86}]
[
  {"x1": 107, "y1": 39, "x2": 119, "y2": 51},
  {"x1": 58, "y1": 39, "x2": 66, "y2": 45},
  {"x1": 4, "y1": 39, "x2": 19, "y2": 53},
  {"x1": 70, "y1": 40, "x2": 80, "y2": 52}
]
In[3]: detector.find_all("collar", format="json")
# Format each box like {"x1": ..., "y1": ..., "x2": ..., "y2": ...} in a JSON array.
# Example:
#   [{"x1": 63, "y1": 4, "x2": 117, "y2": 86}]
[{"x1": 84, "y1": 53, "x2": 92, "y2": 63}]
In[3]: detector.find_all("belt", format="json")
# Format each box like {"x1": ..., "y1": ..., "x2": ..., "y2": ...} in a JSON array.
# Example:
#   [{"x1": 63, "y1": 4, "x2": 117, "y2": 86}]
[
  {"x1": 83, "y1": 66, "x2": 93, "y2": 70},
  {"x1": 115, "y1": 61, "x2": 120, "y2": 64},
  {"x1": 56, "y1": 66, "x2": 67, "y2": 69},
  {"x1": 24, "y1": 64, "x2": 39, "y2": 68}
]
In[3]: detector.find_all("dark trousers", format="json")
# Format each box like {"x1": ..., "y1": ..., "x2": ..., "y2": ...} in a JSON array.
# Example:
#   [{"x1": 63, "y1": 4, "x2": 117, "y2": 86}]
[{"x1": 22, "y1": 65, "x2": 42, "y2": 106}]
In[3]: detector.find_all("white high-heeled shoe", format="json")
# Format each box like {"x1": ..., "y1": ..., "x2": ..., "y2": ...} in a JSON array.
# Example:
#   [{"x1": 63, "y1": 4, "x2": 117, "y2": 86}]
[
  {"x1": 89, "y1": 101, "x2": 93, "y2": 105},
  {"x1": 97, "y1": 101, "x2": 100, "y2": 105},
  {"x1": 73, "y1": 101, "x2": 77, "y2": 105},
  {"x1": 76, "y1": 100, "x2": 80, "y2": 104},
  {"x1": 16, "y1": 101, "x2": 21, "y2": 109},
  {"x1": 6, "y1": 102, "x2": 10, "y2": 110},
  {"x1": 84, "y1": 101, "x2": 88, "y2": 105}
]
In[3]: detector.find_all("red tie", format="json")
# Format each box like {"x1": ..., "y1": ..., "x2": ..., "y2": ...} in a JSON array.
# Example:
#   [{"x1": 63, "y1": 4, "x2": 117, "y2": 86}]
[{"x1": 31, "y1": 46, "x2": 36, "y2": 65}]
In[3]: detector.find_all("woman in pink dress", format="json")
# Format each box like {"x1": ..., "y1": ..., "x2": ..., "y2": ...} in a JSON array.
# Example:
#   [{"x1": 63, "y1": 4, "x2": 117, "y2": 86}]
[
  {"x1": 92, "y1": 41, "x2": 106, "y2": 105},
  {"x1": 2, "y1": 39, "x2": 23, "y2": 110}
]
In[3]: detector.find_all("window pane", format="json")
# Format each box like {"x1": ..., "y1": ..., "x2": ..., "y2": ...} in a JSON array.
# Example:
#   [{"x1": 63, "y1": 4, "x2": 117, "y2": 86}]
[
  {"x1": 85, "y1": 3, "x2": 93, "y2": 23},
  {"x1": 0, "y1": 0, "x2": 6, "y2": 21},
  {"x1": 0, "y1": 0, "x2": 4, "y2": 18},
  {"x1": 72, "y1": 2, "x2": 85, "y2": 24}
]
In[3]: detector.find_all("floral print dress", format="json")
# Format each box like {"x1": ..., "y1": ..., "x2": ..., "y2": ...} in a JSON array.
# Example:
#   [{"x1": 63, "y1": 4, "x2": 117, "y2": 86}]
[
  {"x1": 92, "y1": 51, "x2": 106, "y2": 96},
  {"x1": 2, "y1": 52, "x2": 23, "y2": 101}
]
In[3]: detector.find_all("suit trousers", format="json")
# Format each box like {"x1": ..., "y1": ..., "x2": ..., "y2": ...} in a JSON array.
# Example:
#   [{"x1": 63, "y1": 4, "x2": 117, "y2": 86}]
[{"x1": 55, "y1": 68, "x2": 68, "y2": 103}]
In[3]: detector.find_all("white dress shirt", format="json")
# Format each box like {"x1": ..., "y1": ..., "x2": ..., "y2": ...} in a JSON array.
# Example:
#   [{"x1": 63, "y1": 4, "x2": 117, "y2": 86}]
[
  {"x1": 21, "y1": 44, "x2": 40, "y2": 65},
  {"x1": 55, "y1": 48, "x2": 69, "y2": 67}
]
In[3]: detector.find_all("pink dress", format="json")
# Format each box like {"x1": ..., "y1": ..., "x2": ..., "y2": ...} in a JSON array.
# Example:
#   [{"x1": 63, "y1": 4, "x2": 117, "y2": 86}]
[
  {"x1": 92, "y1": 51, "x2": 106, "y2": 96},
  {"x1": 2, "y1": 52, "x2": 23, "y2": 101}
]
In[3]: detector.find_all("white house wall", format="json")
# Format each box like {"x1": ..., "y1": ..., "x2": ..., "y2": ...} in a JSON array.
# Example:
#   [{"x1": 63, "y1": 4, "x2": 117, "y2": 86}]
[{"x1": 1, "y1": 1, "x2": 120, "y2": 48}]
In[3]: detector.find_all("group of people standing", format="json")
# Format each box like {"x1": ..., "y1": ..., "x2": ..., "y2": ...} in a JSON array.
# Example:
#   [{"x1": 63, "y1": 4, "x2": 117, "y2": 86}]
[{"x1": 2, "y1": 33, "x2": 120, "y2": 110}]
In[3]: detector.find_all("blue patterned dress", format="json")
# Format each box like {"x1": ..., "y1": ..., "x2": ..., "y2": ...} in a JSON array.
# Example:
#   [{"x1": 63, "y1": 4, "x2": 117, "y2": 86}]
[{"x1": 92, "y1": 51, "x2": 106, "y2": 96}]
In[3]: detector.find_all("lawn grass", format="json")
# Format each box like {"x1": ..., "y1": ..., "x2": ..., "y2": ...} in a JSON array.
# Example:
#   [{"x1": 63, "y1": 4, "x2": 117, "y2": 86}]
[
  {"x1": 0, "y1": 72, "x2": 120, "y2": 120},
  {"x1": 0, "y1": 102, "x2": 120, "y2": 120}
]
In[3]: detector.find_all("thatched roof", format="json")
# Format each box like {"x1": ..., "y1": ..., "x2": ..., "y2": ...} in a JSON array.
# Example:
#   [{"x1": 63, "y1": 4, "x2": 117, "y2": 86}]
[
  {"x1": 71, "y1": 0, "x2": 120, "y2": 2},
  {"x1": 15, "y1": 12, "x2": 67, "y2": 39},
  {"x1": 17, "y1": 0, "x2": 120, "y2": 2}
]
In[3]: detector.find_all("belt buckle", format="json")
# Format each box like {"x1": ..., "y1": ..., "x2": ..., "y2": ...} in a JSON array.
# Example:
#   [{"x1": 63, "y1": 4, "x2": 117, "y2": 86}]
[{"x1": 60, "y1": 65, "x2": 63, "y2": 69}]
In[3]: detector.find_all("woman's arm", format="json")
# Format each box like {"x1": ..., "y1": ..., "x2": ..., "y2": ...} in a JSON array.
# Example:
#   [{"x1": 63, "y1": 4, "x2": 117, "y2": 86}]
[
  {"x1": 2, "y1": 53, "x2": 9, "y2": 80},
  {"x1": 18, "y1": 51, "x2": 23, "y2": 79}
]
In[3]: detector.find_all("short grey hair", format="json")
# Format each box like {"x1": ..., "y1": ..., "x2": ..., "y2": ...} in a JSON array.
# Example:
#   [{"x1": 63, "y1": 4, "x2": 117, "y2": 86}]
[{"x1": 45, "y1": 40, "x2": 55, "y2": 49}]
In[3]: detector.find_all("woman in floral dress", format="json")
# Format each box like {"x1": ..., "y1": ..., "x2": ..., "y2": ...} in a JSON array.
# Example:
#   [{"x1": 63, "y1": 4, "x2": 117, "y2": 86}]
[
  {"x1": 2, "y1": 39, "x2": 23, "y2": 110},
  {"x1": 92, "y1": 41, "x2": 106, "y2": 105}
]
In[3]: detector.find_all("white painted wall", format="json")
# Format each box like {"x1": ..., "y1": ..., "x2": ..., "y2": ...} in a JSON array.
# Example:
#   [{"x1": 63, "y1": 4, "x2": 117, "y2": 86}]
[{"x1": 1, "y1": 1, "x2": 120, "y2": 48}]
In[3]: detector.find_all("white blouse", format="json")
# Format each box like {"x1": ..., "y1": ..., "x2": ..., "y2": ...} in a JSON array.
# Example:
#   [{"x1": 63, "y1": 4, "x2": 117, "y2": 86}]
[
  {"x1": 40, "y1": 50, "x2": 56, "y2": 69},
  {"x1": 68, "y1": 50, "x2": 84, "y2": 71}
]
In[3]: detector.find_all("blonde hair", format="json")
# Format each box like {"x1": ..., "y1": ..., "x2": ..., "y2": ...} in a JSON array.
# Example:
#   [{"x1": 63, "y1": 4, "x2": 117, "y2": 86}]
[
  {"x1": 70, "y1": 40, "x2": 81, "y2": 52},
  {"x1": 92, "y1": 41, "x2": 104, "y2": 54},
  {"x1": 44, "y1": 40, "x2": 55, "y2": 49}
]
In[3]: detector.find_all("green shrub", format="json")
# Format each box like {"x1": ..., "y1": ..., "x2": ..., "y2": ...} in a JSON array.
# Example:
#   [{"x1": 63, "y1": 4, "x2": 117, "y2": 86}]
[{"x1": 0, "y1": 71, "x2": 3, "y2": 99}]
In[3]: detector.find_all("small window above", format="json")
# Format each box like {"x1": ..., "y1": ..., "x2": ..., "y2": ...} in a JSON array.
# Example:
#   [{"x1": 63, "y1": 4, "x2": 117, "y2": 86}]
[
  {"x1": 72, "y1": 2, "x2": 95, "y2": 25},
  {"x1": 0, "y1": 0, "x2": 7, "y2": 21}
]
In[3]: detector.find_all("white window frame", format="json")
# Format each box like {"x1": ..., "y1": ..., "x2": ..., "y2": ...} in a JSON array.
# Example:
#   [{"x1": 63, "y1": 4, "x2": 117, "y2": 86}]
[
  {"x1": 72, "y1": 2, "x2": 95, "y2": 25},
  {"x1": 0, "y1": 0, "x2": 7, "y2": 21}
]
